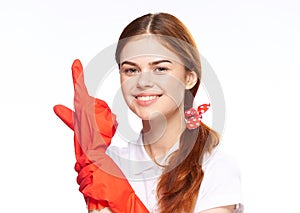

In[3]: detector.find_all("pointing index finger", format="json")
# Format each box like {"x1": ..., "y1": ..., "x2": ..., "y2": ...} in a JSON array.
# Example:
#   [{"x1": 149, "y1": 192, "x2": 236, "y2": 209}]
[{"x1": 72, "y1": 59, "x2": 88, "y2": 95}]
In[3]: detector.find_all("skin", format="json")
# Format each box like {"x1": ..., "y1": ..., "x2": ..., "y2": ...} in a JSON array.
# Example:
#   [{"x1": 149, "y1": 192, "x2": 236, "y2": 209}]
[
  {"x1": 89, "y1": 205, "x2": 235, "y2": 213},
  {"x1": 89, "y1": 36, "x2": 236, "y2": 212},
  {"x1": 200, "y1": 205, "x2": 236, "y2": 213},
  {"x1": 120, "y1": 55, "x2": 194, "y2": 159},
  {"x1": 119, "y1": 36, "x2": 197, "y2": 159}
]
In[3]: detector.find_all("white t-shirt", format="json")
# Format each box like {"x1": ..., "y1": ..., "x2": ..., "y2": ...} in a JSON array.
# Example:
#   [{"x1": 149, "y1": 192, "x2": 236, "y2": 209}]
[{"x1": 107, "y1": 134, "x2": 244, "y2": 213}]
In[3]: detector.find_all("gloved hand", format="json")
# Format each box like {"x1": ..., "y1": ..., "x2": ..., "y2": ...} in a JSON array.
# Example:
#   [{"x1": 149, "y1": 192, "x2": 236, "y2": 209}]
[
  {"x1": 53, "y1": 59, "x2": 149, "y2": 212},
  {"x1": 54, "y1": 101, "x2": 113, "y2": 209},
  {"x1": 76, "y1": 151, "x2": 149, "y2": 213},
  {"x1": 54, "y1": 59, "x2": 117, "y2": 210}
]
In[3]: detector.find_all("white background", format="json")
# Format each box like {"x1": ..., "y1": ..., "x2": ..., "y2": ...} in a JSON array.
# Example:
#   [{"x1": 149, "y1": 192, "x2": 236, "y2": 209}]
[{"x1": 0, "y1": 0, "x2": 299, "y2": 212}]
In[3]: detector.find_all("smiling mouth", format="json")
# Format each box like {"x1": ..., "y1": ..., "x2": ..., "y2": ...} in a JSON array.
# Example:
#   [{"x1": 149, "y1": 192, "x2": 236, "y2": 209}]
[
  {"x1": 135, "y1": 95, "x2": 162, "y2": 101},
  {"x1": 134, "y1": 94, "x2": 162, "y2": 106}
]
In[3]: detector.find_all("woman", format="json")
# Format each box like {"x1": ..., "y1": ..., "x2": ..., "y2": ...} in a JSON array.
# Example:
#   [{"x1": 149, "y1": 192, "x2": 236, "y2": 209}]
[{"x1": 54, "y1": 13, "x2": 243, "y2": 213}]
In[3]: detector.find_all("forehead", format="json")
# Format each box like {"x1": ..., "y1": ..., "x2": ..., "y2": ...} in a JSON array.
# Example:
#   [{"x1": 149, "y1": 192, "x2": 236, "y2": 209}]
[{"x1": 119, "y1": 35, "x2": 183, "y2": 64}]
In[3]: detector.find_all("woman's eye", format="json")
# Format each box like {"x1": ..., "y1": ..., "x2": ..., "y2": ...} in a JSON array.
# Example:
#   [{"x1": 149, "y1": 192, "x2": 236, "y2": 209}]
[
  {"x1": 154, "y1": 67, "x2": 169, "y2": 72},
  {"x1": 122, "y1": 68, "x2": 139, "y2": 75}
]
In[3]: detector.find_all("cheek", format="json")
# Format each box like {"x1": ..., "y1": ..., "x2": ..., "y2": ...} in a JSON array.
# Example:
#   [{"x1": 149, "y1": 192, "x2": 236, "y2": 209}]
[
  {"x1": 157, "y1": 75, "x2": 186, "y2": 105},
  {"x1": 120, "y1": 75, "x2": 133, "y2": 93},
  {"x1": 120, "y1": 76, "x2": 136, "y2": 105}
]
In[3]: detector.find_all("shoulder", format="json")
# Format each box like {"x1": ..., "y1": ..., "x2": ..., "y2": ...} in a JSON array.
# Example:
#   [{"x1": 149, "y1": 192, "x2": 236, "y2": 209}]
[
  {"x1": 195, "y1": 147, "x2": 244, "y2": 212},
  {"x1": 202, "y1": 147, "x2": 241, "y2": 178}
]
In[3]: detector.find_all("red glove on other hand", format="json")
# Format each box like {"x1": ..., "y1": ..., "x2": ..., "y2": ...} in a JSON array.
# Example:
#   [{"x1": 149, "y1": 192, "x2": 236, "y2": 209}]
[
  {"x1": 75, "y1": 150, "x2": 149, "y2": 213},
  {"x1": 54, "y1": 59, "x2": 149, "y2": 212}
]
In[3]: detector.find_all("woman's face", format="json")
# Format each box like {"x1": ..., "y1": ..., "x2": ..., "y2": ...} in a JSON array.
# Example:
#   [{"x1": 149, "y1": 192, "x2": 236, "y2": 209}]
[{"x1": 119, "y1": 35, "x2": 197, "y2": 121}]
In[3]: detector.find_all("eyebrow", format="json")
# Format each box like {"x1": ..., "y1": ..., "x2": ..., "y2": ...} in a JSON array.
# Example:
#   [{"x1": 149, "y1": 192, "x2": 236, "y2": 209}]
[
  {"x1": 150, "y1": 59, "x2": 173, "y2": 65},
  {"x1": 120, "y1": 59, "x2": 173, "y2": 67}
]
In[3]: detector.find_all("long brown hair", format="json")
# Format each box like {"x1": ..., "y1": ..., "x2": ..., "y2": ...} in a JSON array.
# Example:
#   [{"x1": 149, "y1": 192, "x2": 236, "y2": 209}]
[{"x1": 115, "y1": 13, "x2": 219, "y2": 213}]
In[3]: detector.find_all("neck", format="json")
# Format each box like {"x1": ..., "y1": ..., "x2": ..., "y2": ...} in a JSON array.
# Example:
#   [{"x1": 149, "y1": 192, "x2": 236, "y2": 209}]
[{"x1": 142, "y1": 108, "x2": 186, "y2": 160}]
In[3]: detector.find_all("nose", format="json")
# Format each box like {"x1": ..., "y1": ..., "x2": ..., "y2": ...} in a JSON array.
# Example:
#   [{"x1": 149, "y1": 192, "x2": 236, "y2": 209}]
[{"x1": 136, "y1": 71, "x2": 154, "y2": 89}]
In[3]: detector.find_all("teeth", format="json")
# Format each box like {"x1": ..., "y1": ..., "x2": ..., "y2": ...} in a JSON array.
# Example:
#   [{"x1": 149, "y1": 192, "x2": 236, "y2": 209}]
[{"x1": 137, "y1": 95, "x2": 159, "y2": 101}]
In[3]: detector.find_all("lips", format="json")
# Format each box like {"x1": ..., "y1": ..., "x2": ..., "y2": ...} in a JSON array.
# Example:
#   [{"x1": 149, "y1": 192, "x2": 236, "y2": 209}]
[{"x1": 134, "y1": 93, "x2": 162, "y2": 106}]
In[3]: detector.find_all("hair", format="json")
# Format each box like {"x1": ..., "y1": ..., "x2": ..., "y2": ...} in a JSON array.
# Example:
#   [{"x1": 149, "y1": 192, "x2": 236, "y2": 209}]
[{"x1": 115, "y1": 13, "x2": 219, "y2": 213}]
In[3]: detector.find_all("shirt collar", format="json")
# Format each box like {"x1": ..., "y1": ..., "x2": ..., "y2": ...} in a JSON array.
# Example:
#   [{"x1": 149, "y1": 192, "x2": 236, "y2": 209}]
[{"x1": 126, "y1": 133, "x2": 180, "y2": 181}]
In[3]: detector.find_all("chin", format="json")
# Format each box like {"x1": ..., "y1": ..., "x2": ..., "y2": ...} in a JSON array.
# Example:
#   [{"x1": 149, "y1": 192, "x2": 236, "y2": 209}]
[{"x1": 140, "y1": 111, "x2": 169, "y2": 123}]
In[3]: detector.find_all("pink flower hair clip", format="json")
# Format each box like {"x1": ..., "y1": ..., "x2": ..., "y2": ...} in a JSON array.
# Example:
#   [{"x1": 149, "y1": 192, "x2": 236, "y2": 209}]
[{"x1": 184, "y1": 103, "x2": 210, "y2": 130}]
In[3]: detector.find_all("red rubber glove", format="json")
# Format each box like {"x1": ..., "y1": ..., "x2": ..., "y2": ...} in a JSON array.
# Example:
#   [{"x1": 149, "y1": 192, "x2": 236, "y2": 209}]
[
  {"x1": 76, "y1": 151, "x2": 149, "y2": 213},
  {"x1": 54, "y1": 59, "x2": 149, "y2": 212},
  {"x1": 54, "y1": 101, "x2": 113, "y2": 210},
  {"x1": 54, "y1": 59, "x2": 117, "y2": 210}
]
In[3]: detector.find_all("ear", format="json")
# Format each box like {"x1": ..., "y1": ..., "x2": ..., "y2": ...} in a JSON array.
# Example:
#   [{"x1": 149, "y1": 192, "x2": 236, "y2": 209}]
[{"x1": 185, "y1": 70, "x2": 198, "y2": 90}]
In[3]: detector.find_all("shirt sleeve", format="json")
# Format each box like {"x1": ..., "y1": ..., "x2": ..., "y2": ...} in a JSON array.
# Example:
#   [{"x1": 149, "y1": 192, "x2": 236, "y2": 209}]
[{"x1": 194, "y1": 149, "x2": 244, "y2": 212}]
